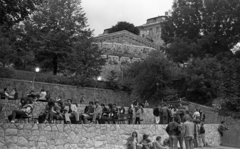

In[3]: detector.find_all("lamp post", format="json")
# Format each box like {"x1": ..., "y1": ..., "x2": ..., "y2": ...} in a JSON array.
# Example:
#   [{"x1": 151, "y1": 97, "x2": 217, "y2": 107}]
[
  {"x1": 93, "y1": 76, "x2": 102, "y2": 101},
  {"x1": 32, "y1": 67, "x2": 40, "y2": 90}
]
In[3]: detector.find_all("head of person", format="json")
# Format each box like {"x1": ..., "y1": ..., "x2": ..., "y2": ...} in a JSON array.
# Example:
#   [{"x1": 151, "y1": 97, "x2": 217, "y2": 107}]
[
  {"x1": 200, "y1": 122, "x2": 204, "y2": 126},
  {"x1": 108, "y1": 104, "x2": 113, "y2": 109},
  {"x1": 67, "y1": 99, "x2": 72, "y2": 105},
  {"x1": 143, "y1": 134, "x2": 149, "y2": 140},
  {"x1": 20, "y1": 97, "x2": 27, "y2": 105},
  {"x1": 13, "y1": 88, "x2": 17, "y2": 92},
  {"x1": 40, "y1": 89, "x2": 45, "y2": 92},
  {"x1": 156, "y1": 136, "x2": 161, "y2": 142},
  {"x1": 25, "y1": 97, "x2": 33, "y2": 104},
  {"x1": 196, "y1": 109, "x2": 199, "y2": 112},
  {"x1": 221, "y1": 121, "x2": 225, "y2": 124},
  {"x1": 101, "y1": 104, "x2": 105, "y2": 108},
  {"x1": 145, "y1": 100, "x2": 148, "y2": 103},
  {"x1": 89, "y1": 101, "x2": 93, "y2": 107},
  {"x1": 132, "y1": 131, "x2": 138, "y2": 138},
  {"x1": 3, "y1": 88, "x2": 7, "y2": 92},
  {"x1": 95, "y1": 101, "x2": 100, "y2": 107},
  {"x1": 113, "y1": 104, "x2": 116, "y2": 108},
  {"x1": 139, "y1": 104, "x2": 143, "y2": 108}
]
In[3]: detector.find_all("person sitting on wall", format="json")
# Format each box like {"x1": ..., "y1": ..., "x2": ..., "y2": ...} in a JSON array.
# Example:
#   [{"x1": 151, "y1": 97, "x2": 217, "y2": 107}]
[
  {"x1": 143, "y1": 100, "x2": 149, "y2": 108},
  {"x1": 127, "y1": 131, "x2": 142, "y2": 149},
  {"x1": 8, "y1": 88, "x2": 18, "y2": 100},
  {"x1": 1, "y1": 88, "x2": 9, "y2": 99},
  {"x1": 152, "y1": 136, "x2": 167, "y2": 149},
  {"x1": 139, "y1": 134, "x2": 152, "y2": 149},
  {"x1": 8, "y1": 97, "x2": 33, "y2": 123},
  {"x1": 27, "y1": 90, "x2": 36, "y2": 99},
  {"x1": 91, "y1": 101, "x2": 102, "y2": 124},
  {"x1": 38, "y1": 99, "x2": 55, "y2": 123},
  {"x1": 135, "y1": 104, "x2": 144, "y2": 124},
  {"x1": 64, "y1": 99, "x2": 81, "y2": 124},
  {"x1": 81, "y1": 101, "x2": 94, "y2": 124},
  {"x1": 109, "y1": 103, "x2": 118, "y2": 124},
  {"x1": 49, "y1": 99, "x2": 64, "y2": 123},
  {"x1": 38, "y1": 89, "x2": 47, "y2": 101},
  {"x1": 100, "y1": 104, "x2": 109, "y2": 124}
]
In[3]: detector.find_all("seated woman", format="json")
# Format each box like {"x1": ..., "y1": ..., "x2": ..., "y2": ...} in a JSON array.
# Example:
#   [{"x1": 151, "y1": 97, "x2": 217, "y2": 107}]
[
  {"x1": 127, "y1": 131, "x2": 141, "y2": 149},
  {"x1": 140, "y1": 134, "x2": 152, "y2": 149},
  {"x1": 8, "y1": 88, "x2": 18, "y2": 100},
  {"x1": 100, "y1": 104, "x2": 109, "y2": 124},
  {"x1": 8, "y1": 97, "x2": 33, "y2": 123},
  {"x1": 49, "y1": 100, "x2": 64, "y2": 123}
]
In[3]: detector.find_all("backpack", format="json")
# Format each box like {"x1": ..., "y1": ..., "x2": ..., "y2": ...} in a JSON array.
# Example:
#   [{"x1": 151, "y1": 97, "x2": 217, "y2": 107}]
[{"x1": 199, "y1": 125, "x2": 205, "y2": 134}]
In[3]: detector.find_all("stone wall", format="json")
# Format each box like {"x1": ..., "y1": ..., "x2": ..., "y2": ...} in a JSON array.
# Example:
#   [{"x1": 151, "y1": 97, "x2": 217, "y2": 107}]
[
  {"x1": 0, "y1": 78, "x2": 132, "y2": 107},
  {"x1": 0, "y1": 123, "x2": 220, "y2": 149}
]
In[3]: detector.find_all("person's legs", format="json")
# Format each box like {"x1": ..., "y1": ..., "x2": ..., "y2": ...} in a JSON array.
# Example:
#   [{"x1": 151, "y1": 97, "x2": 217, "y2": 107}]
[
  {"x1": 74, "y1": 112, "x2": 80, "y2": 122},
  {"x1": 11, "y1": 110, "x2": 27, "y2": 122},
  {"x1": 178, "y1": 136, "x2": 183, "y2": 149},
  {"x1": 169, "y1": 136, "x2": 173, "y2": 149},
  {"x1": 65, "y1": 113, "x2": 71, "y2": 123},
  {"x1": 92, "y1": 113, "x2": 98, "y2": 123},
  {"x1": 185, "y1": 137, "x2": 190, "y2": 149},
  {"x1": 172, "y1": 135, "x2": 178, "y2": 149},
  {"x1": 202, "y1": 134, "x2": 206, "y2": 147},
  {"x1": 189, "y1": 137, "x2": 194, "y2": 149}
]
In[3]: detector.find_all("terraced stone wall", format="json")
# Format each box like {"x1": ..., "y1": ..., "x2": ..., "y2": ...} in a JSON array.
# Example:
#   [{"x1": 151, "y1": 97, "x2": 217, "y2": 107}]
[{"x1": 0, "y1": 123, "x2": 220, "y2": 149}]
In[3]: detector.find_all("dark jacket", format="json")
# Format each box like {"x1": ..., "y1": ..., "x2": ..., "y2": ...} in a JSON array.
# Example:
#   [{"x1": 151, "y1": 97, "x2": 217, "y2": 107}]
[
  {"x1": 166, "y1": 121, "x2": 179, "y2": 136},
  {"x1": 153, "y1": 108, "x2": 160, "y2": 116}
]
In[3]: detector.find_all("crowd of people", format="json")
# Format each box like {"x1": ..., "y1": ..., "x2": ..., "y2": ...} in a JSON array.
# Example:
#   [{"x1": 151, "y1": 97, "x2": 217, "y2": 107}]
[{"x1": 4, "y1": 88, "x2": 146, "y2": 124}]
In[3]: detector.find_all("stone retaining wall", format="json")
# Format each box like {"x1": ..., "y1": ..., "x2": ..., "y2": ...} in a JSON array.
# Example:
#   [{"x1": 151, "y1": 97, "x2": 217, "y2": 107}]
[
  {"x1": 0, "y1": 78, "x2": 132, "y2": 107},
  {"x1": 0, "y1": 123, "x2": 220, "y2": 149}
]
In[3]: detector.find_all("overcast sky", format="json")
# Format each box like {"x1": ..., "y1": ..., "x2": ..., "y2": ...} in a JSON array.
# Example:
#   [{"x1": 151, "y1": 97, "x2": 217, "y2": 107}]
[{"x1": 81, "y1": 0, "x2": 174, "y2": 36}]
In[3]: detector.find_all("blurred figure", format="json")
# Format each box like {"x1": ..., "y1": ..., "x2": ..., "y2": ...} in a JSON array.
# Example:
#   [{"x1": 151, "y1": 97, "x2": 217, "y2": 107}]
[
  {"x1": 153, "y1": 105, "x2": 160, "y2": 124},
  {"x1": 127, "y1": 131, "x2": 140, "y2": 149},
  {"x1": 139, "y1": 134, "x2": 152, "y2": 149},
  {"x1": 198, "y1": 122, "x2": 206, "y2": 147},
  {"x1": 128, "y1": 105, "x2": 134, "y2": 124},
  {"x1": 166, "y1": 117, "x2": 179, "y2": 149},
  {"x1": 8, "y1": 88, "x2": 18, "y2": 100},
  {"x1": 218, "y1": 121, "x2": 229, "y2": 145},
  {"x1": 38, "y1": 89, "x2": 47, "y2": 101},
  {"x1": 182, "y1": 117, "x2": 195, "y2": 149},
  {"x1": 64, "y1": 99, "x2": 80, "y2": 124},
  {"x1": 152, "y1": 136, "x2": 167, "y2": 149}
]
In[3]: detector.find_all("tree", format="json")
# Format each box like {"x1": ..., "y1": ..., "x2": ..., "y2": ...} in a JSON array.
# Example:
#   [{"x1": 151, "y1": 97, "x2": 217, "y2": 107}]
[
  {"x1": 24, "y1": 0, "x2": 94, "y2": 75},
  {"x1": 0, "y1": 0, "x2": 38, "y2": 28},
  {"x1": 108, "y1": 21, "x2": 140, "y2": 35},
  {"x1": 184, "y1": 56, "x2": 223, "y2": 105},
  {"x1": 125, "y1": 50, "x2": 183, "y2": 101},
  {"x1": 162, "y1": 0, "x2": 240, "y2": 58}
]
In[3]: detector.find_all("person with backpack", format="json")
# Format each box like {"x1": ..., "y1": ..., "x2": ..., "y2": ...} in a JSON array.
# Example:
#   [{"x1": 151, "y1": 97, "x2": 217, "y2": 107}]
[{"x1": 198, "y1": 122, "x2": 206, "y2": 147}]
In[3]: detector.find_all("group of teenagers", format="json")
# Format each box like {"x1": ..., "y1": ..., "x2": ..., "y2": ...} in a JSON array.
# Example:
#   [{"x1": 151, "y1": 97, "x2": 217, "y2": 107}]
[
  {"x1": 6, "y1": 93, "x2": 146, "y2": 124},
  {"x1": 127, "y1": 109, "x2": 207, "y2": 149}
]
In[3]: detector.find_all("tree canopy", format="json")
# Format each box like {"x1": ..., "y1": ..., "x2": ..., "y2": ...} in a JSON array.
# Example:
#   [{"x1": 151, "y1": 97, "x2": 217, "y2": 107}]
[
  {"x1": 162, "y1": 0, "x2": 240, "y2": 63},
  {"x1": 108, "y1": 21, "x2": 140, "y2": 35},
  {"x1": 0, "y1": 0, "x2": 38, "y2": 28}
]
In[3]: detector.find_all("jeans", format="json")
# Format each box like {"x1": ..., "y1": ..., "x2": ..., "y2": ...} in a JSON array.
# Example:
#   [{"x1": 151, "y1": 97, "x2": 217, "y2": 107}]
[
  {"x1": 8, "y1": 110, "x2": 28, "y2": 121},
  {"x1": 177, "y1": 136, "x2": 183, "y2": 149},
  {"x1": 92, "y1": 112, "x2": 101, "y2": 123},
  {"x1": 155, "y1": 116, "x2": 160, "y2": 124},
  {"x1": 65, "y1": 112, "x2": 80, "y2": 122},
  {"x1": 169, "y1": 135, "x2": 178, "y2": 149},
  {"x1": 185, "y1": 136, "x2": 194, "y2": 149},
  {"x1": 135, "y1": 117, "x2": 140, "y2": 124},
  {"x1": 198, "y1": 134, "x2": 206, "y2": 147}
]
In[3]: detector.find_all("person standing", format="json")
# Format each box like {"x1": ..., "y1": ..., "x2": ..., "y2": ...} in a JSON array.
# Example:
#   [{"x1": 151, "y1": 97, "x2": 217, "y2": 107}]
[
  {"x1": 218, "y1": 121, "x2": 229, "y2": 145},
  {"x1": 199, "y1": 109, "x2": 205, "y2": 122},
  {"x1": 166, "y1": 118, "x2": 179, "y2": 149},
  {"x1": 128, "y1": 105, "x2": 134, "y2": 124},
  {"x1": 161, "y1": 104, "x2": 169, "y2": 124},
  {"x1": 182, "y1": 117, "x2": 195, "y2": 149},
  {"x1": 153, "y1": 105, "x2": 160, "y2": 124},
  {"x1": 198, "y1": 122, "x2": 206, "y2": 147}
]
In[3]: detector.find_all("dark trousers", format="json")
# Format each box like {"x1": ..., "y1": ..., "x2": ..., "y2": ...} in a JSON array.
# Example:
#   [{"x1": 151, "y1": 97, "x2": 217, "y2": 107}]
[
  {"x1": 135, "y1": 117, "x2": 140, "y2": 124},
  {"x1": 8, "y1": 110, "x2": 28, "y2": 121}
]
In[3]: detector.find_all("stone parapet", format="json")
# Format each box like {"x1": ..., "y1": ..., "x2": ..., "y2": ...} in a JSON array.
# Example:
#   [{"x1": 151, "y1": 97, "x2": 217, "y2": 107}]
[{"x1": 0, "y1": 123, "x2": 220, "y2": 149}]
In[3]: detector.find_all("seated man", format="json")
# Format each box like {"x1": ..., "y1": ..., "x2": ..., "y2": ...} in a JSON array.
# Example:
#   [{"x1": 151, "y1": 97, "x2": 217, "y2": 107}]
[
  {"x1": 8, "y1": 97, "x2": 33, "y2": 123},
  {"x1": 46, "y1": 99, "x2": 64, "y2": 123},
  {"x1": 38, "y1": 99, "x2": 55, "y2": 123},
  {"x1": 92, "y1": 101, "x2": 102, "y2": 124},
  {"x1": 64, "y1": 99, "x2": 80, "y2": 124},
  {"x1": 38, "y1": 89, "x2": 47, "y2": 101},
  {"x1": 81, "y1": 101, "x2": 94, "y2": 124},
  {"x1": 8, "y1": 88, "x2": 18, "y2": 100}
]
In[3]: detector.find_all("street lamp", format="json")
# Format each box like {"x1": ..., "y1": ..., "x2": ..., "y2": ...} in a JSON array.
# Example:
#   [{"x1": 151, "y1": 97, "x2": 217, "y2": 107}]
[
  {"x1": 94, "y1": 76, "x2": 102, "y2": 101},
  {"x1": 32, "y1": 67, "x2": 40, "y2": 90}
]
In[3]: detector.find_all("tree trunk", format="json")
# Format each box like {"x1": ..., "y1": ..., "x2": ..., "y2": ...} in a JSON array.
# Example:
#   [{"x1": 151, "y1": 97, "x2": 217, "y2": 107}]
[{"x1": 53, "y1": 55, "x2": 58, "y2": 75}]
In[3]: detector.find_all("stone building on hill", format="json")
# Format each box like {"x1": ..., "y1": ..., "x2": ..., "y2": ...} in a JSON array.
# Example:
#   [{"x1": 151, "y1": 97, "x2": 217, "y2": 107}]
[
  {"x1": 94, "y1": 16, "x2": 166, "y2": 81},
  {"x1": 138, "y1": 16, "x2": 166, "y2": 46}
]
